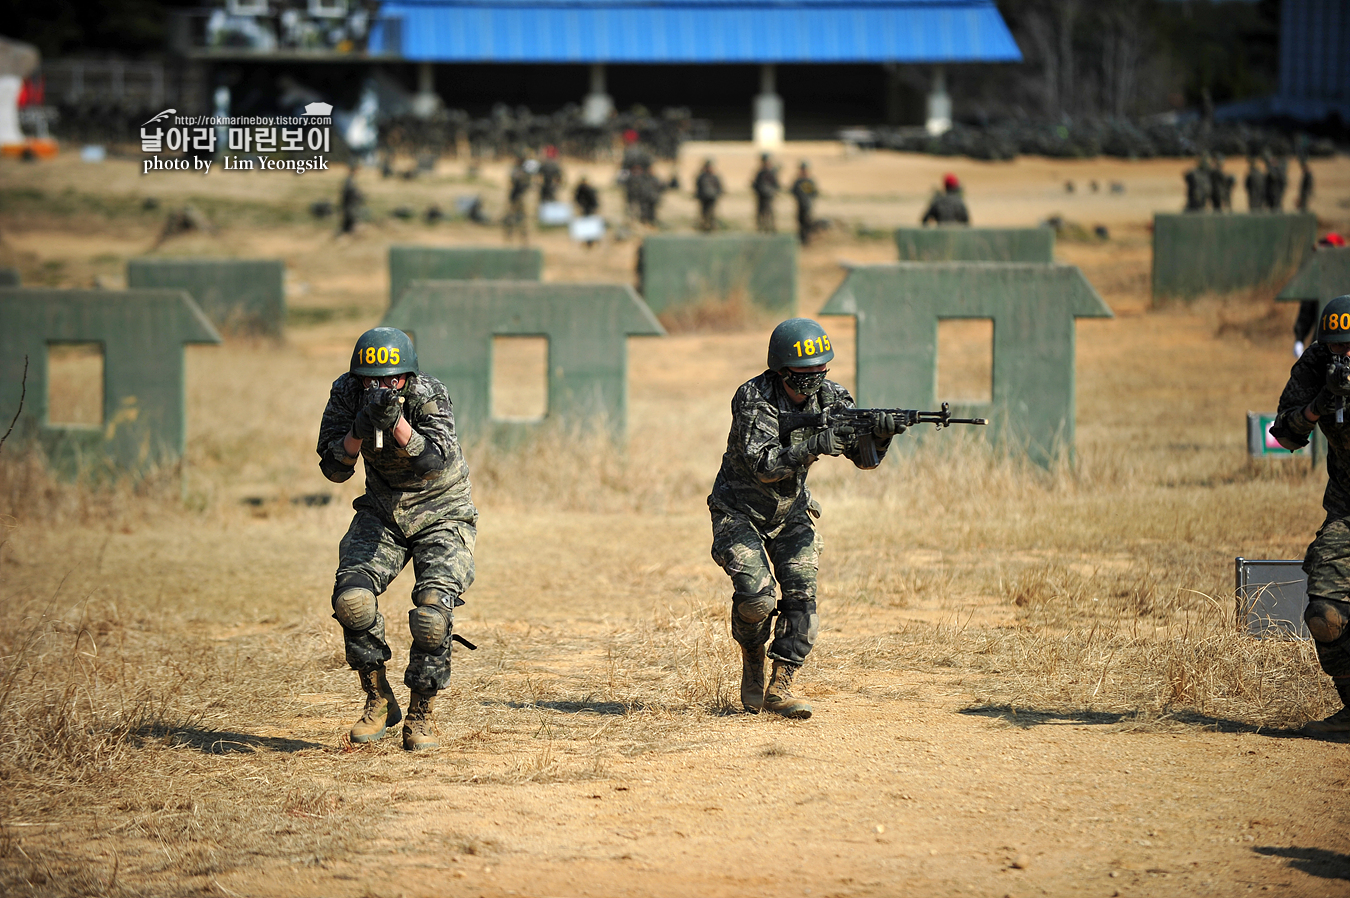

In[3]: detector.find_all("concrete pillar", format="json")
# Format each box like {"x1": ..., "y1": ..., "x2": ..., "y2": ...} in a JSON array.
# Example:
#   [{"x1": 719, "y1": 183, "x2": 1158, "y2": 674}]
[
  {"x1": 0, "y1": 75, "x2": 22, "y2": 146},
  {"x1": 754, "y1": 63, "x2": 783, "y2": 149},
  {"x1": 412, "y1": 61, "x2": 443, "y2": 118},
  {"x1": 925, "y1": 65, "x2": 951, "y2": 136},
  {"x1": 583, "y1": 63, "x2": 613, "y2": 126}
]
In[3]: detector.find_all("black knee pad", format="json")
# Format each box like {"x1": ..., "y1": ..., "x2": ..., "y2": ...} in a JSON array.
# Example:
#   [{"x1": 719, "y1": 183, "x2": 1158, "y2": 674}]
[
  {"x1": 772, "y1": 598, "x2": 819, "y2": 663},
  {"x1": 1306, "y1": 598, "x2": 1350, "y2": 645},
  {"x1": 332, "y1": 571, "x2": 377, "y2": 631},
  {"x1": 733, "y1": 590, "x2": 776, "y2": 624}
]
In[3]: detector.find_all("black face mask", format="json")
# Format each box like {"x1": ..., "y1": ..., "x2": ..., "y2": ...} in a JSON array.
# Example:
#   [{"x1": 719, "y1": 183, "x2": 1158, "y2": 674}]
[{"x1": 783, "y1": 369, "x2": 827, "y2": 396}]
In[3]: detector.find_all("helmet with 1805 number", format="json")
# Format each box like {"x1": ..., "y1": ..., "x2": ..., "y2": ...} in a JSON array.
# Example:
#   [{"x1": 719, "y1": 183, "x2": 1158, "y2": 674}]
[
  {"x1": 351, "y1": 327, "x2": 419, "y2": 377},
  {"x1": 1318, "y1": 295, "x2": 1350, "y2": 345},
  {"x1": 767, "y1": 318, "x2": 835, "y2": 371}
]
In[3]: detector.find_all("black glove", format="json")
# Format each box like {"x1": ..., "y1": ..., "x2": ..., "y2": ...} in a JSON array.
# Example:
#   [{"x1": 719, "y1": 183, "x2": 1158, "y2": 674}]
[
  {"x1": 1311, "y1": 387, "x2": 1341, "y2": 419},
  {"x1": 1328, "y1": 358, "x2": 1350, "y2": 397},
  {"x1": 351, "y1": 405, "x2": 378, "y2": 442},
  {"x1": 871, "y1": 413, "x2": 907, "y2": 439},
  {"x1": 366, "y1": 388, "x2": 403, "y2": 429},
  {"x1": 802, "y1": 427, "x2": 846, "y2": 458}
]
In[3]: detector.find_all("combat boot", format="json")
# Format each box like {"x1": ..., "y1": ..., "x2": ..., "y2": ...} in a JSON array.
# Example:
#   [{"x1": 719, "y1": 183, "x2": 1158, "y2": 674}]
[
  {"x1": 350, "y1": 667, "x2": 401, "y2": 743},
  {"x1": 1303, "y1": 705, "x2": 1350, "y2": 735},
  {"x1": 740, "y1": 643, "x2": 767, "y2": 713},
  {"x1": 402, "y1": 690, "x2": 440, "y2": 751},
  {"x1": 762, "y1": 661, "x2": 812, "y2": 719}
]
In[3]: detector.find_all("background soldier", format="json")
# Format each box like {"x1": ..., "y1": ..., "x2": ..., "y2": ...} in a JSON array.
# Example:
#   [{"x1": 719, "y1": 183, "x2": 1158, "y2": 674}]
[
  {"x1": 1298, "y1": 156, "x2": 1315, "y2": 213},
  {"x1": 1244, "y1": 153, "x2": 1267, "y2": 212},
  {"x1": 1183, "y1": 156, "x2": 1211, "y2": 212},
  {"x1": 707, "y1": 318, "x2": 906, "y2": 719},
  {"x1": 921, "y1": 173, "x2": 970, "y2": 225},
  {"x1": 752, "y1": 153, "x2": 780, "y2": 233},
  {"x1": 1266, "y1": 151, "x2": 1288, "y2": 211},
  {"x1": 539, "y1": 145, "x2": 563, "y2": 204},
  {"x1": 338, "y1": 162, "x2": 364, "y2": 235},
  {"x1": 574, "y1": 175, "x2": 599, "y2": 218},
  {"x1": 316, "y1": 327, "x2": 478, "y2": 751},
  {"x1": 632, "y1": 162, "x2": 664, "y2": 226},
  {"x1": 1271, "y1": 296, "x2": 1350, "y2": 735},
  {"x1": 504, "y1": 155, "x2": 532, "y2": 243},
  {"x1": 1209, "y1": 154, "x2": 1234, "y2": 212},
  {"x1": 790, "y1": 161, "x2": 818, "y2": 245},
  {"x1": 694, "y1": 158, "x2": 723, "y2": 232}
]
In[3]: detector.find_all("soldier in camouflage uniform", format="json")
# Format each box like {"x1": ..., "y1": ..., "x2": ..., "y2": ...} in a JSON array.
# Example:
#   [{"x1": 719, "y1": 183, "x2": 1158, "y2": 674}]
[
  {"x1": 317, "y1": 327, "x2": 478, "y2": 751},
  {"x1": 921, "y1": 174, "x2": 970, "y2": 225},
  {"x1": 708, "y1": 318, "x2": 906, "y2": 719},
  {"x1": 1271, "y1": 295, "x2": 1350, "y2": 735}
]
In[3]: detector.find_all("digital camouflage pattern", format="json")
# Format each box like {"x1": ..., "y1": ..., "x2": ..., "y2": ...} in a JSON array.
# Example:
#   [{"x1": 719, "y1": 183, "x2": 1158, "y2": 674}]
[
  {"x1": 1272, "y1": 343, "x2": 1350, "y2": 520},
  {"x1": 1272, "y1": 345, "x2": 1350, "y2": 705},
  {"x1": 708, "y1": 371, "x2": 889, "y2": 666},
  {"x1": 317, "y1": 371, "x2": 478, "y2": 694}
]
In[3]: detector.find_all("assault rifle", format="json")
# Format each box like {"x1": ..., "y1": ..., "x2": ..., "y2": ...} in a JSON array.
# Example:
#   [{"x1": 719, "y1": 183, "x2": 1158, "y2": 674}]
[
  {"x1": 1330, "y1": 355, "x2": 1350, "y2": 424},
  {"x1": 781, "y1": 401, "x2": 988, "y2": 468}
]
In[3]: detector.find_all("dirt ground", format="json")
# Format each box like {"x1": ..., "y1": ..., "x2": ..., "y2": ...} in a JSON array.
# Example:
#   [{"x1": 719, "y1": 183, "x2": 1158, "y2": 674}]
[{"x1": 2, "y1": 144, "x2": 1350, "y2": 898}]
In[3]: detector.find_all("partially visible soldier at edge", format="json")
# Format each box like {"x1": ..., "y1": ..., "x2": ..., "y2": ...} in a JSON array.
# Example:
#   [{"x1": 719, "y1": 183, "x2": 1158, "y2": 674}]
[
  {"x1": 752, "y1": 153, "x2": 780, "y2": 233},
  {"x1": 1293, "y1": 234, "x2": 1347, "y2": 357},
  {"x1": 791, "y1": 161, "x2": 818, "y2": 245},
  {"x1": 695, "y1": 158, "x2": 724, "y2": 232},
  {"x1": 317, "y1": 327, "x2": 478, "y2": 751},
  {"x1": 921, "y1": 173, "x2": 970, "y2": 226},
  {"x1": 1271, "y1": 295, "x2": 1350, "y2": 735},
  {"x1": 1244, "y1": 153, "x2": 1268, "y2": 213},
  {"x1": 707, "y1": 318, "x2": 907, "y2": 719}
]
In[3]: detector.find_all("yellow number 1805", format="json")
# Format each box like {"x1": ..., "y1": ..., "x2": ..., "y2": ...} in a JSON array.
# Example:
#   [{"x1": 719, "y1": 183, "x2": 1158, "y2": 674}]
[{"x1": 364, "y1": 346, "x2": 401, "y2": 365}]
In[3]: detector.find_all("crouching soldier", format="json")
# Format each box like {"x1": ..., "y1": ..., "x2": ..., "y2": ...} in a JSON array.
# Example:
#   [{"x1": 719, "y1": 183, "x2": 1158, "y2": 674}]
[
  {"x1": 317, "y1": 327, "x2": 478, "y2": 750},
  {"x1": 707, "y1": 318, "x2": 906, "y2": 718},
  {"x1": 1271, "y1": 295, "x2": 1350, "y2": 735}
]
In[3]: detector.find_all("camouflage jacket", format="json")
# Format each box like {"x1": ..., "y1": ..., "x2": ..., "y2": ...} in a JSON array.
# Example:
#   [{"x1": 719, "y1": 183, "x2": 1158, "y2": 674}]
[
  {"x1": 1272, "y1": 343, "x2": 1350, "y2": 518},
  {"x1": 317, "y1": 372, "x2": 478, "y2": 535},
  {"x1": 708, "y1": 370, "x2": 888, "y2": 532},
  {"x1": 922, "y1": 192, "x2": 969, "y2": 225}
]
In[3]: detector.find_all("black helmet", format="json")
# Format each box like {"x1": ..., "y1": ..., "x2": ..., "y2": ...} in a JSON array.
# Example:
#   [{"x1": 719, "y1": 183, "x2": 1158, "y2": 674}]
[
  {"x1": 351, "y1": 327, "x2": 418, "y2": 377},
  {"x1": 1318, "y1": 295, "x2": 1350, "y2": 344},
  {"x1": 767, "y1": 318, "x2": 835, "y2": 371}
]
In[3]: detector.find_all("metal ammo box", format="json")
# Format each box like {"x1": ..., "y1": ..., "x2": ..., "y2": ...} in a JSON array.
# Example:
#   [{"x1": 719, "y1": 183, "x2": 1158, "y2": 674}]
[{"x1": 1235, "y1": 557, "x2": 1309, "y2": 639}]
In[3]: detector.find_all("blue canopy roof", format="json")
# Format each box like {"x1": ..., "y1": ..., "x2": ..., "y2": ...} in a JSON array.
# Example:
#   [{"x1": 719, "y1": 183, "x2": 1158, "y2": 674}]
[{"x1": 374, "y1": 0, "x2": 1022, "y2": 63}]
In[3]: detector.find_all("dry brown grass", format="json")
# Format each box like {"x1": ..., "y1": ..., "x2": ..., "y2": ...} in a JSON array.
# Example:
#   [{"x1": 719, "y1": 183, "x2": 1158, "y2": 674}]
[{"x1": 2, "y1": 149, "x2": 1348, "y2": 894}]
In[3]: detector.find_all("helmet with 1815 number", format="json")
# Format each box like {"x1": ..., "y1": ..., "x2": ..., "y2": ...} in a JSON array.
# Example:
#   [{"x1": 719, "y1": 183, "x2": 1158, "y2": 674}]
[
  {"x1": 350, "y1": 327, "x2": 419, "y2": 377},
  {"x1": 767, "y1": 318, "x2": 835, "y2": 371}
]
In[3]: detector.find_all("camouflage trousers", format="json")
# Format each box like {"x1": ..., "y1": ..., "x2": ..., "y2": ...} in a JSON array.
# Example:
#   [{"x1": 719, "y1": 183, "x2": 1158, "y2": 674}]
[
  {"x1": 709, "y1": 503, "x2": 821, "y2": 666},
  {"x1": 334, "y1": 510, "x2": 476, "y2": 694},
  {"x1": 1303, "y1": 516, "x2": 1350, "y2": 689}
]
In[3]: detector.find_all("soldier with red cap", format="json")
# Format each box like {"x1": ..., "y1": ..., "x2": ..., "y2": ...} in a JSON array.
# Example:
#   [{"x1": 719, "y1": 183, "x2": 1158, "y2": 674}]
[{"x1": 921, "y1": 173, "x2": 970, "y2": 225}]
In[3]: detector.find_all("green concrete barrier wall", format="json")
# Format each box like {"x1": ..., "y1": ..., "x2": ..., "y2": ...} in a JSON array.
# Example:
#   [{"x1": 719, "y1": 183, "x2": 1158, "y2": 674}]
[
  {"x1": 384, "y1": 281, "x2": 664, "y2": 441},
  {"x1": 894, "y1": 228, "x2": 1054, "y2": 263},
  {"x1": 0, "y1": 288, "x2": 221, "y2": 475},
  {"x1": 639, "y1": 234, "x2": 797, "y2": 317},
  {"x1": 1151, "y1": 213, "x2": 1317, "y2": 303},
  {"x1": 388, "y1": 245, "x2": 543, "y2": 308},
  {"x1": 821, "y1": 263, "x2": 1112, "y2": 467},
  {"x1": 0, "y1": 268, "x2": 18, "y2": 286},
  {"x1": 1276, "y1": 247, "x2": 1350, "y2": 304},
  {"x1": 127, "y1": 258, "x2": 285, "y2": 337}
]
